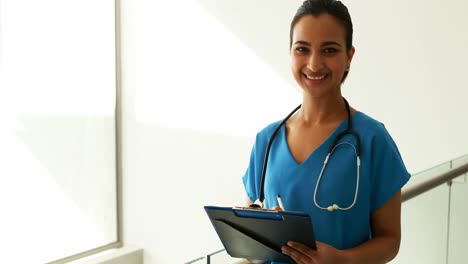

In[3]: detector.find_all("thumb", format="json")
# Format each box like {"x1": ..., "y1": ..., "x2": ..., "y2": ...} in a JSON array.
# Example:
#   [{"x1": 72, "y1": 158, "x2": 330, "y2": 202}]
[{"x1": 271, "y1": 206, "x2": 283, "y2": 211}]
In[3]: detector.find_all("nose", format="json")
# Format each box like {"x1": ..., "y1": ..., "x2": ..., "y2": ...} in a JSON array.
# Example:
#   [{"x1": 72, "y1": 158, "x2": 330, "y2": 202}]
[{"x1": 307, "y1": 52, "x2": 324, "y2": 72}]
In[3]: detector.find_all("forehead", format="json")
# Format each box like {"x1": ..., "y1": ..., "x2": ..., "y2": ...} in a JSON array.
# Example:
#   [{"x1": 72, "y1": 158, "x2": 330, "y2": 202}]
[{"x1": 292, "y1": 14, "x2": 347, "y2": 45}]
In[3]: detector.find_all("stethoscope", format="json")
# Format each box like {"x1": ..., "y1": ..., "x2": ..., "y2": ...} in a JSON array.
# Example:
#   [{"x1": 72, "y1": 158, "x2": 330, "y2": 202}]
[{"x1": 258, "y1": 98, "x2": 361, "y2": 212}]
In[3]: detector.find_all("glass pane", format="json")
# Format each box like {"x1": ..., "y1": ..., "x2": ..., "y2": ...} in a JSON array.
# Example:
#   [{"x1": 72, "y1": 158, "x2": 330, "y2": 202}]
[
  {"x1": 208, "y1": 249, "x2": 242, "y2": 264},
  {"x1": 392, "y1": 184, "x2": 450, "y2": 264},
  {"x1": 0, "y1": 0, "x2": 117, "y2": 263},
  {"x1": 448, "y1": 154, "x2": 468, "y2": 264},
  {"x1": 411, "y1": 160, "x2": 452, "y2": 183}
]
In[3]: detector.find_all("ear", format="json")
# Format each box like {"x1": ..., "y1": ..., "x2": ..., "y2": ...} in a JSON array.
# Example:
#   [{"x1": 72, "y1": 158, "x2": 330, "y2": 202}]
[{"x1": 347, "y1": 46, "x2": 356, "y2": 68}]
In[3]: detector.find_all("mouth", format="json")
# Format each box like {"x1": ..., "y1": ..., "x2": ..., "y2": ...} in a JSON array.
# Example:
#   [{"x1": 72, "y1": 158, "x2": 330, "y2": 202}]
[{"x1": 304, "y1": 73, "x2": 327, "y2": 80}]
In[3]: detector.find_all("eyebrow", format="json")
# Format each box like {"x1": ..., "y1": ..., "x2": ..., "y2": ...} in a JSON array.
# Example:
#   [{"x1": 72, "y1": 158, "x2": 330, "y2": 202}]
[{"x1": 293, "y1": 40, "x2": 342, "y2": 47}]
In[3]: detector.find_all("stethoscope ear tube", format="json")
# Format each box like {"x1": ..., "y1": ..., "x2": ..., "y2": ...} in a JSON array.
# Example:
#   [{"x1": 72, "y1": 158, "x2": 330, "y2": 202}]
[
  {"x1": 259, "y1": 104, "x2": 301, "y2": 205},
  {"x1": 329, "y1": 98, "x2": 361, "y2": 156},
  {"x1": 328, "y1": 129, "x2": 360, "y2": 156},
  {"x1": 347, "y1": 130, "x2": 361, "y2": 156}
]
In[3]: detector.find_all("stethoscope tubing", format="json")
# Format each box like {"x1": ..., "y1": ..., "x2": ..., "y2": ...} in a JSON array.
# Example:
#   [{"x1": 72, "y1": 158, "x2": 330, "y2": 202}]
[
  {"x1": 258, "y1": 98, "x2": 361, "y2": 210},
  {"x1": 259, "y1": 104, "x2": 301, "y2": 205}
]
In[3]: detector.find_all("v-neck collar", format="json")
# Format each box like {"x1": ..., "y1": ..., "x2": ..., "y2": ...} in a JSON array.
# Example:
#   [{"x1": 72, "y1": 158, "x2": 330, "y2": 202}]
[{"x1": 280, "y1": 112, "x2": 361, "y2": 166}]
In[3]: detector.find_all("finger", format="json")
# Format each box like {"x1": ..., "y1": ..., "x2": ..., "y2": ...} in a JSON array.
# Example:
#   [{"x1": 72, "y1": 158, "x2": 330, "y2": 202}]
[
  {"x1": 271, "y1": 206, "x2": 283, "y2": 211},
  {"x1": 287, "y1": 241, "x2": 317, "y2": 256},
  {"x1": 282, "y1": 245, "x2": 315, "y2": 264},
  {"x1": 281, "y1": 245, "x2": 307, "y2": 264}
]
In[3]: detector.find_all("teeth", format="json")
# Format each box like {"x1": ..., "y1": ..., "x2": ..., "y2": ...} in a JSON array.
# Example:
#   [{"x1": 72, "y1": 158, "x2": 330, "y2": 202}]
[{"x1": 305, "y1": 74, "x2": 325, "y2": 80}]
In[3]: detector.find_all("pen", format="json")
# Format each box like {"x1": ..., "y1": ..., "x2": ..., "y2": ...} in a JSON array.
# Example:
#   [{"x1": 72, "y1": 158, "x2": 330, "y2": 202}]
[{"x1": 277, "y1": 195, "x2": 285, "y2": 210}]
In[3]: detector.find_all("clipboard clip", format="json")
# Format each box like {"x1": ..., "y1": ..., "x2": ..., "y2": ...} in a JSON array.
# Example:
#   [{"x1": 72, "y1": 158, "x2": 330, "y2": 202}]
[
  {"x1": 231, "y1": 206, "x2": 284, "y2": 220},
  {"x1": 232, "y1": 206, "x2": 281, "y2": 213}
]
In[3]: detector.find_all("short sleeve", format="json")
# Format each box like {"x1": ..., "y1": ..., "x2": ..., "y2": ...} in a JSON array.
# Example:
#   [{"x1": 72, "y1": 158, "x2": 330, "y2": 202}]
[
  {"x1": 242, "y1": 141, "x2": 260, "y2": 203},
  {"x1": 242, "y1": 121, "x2": 283, "y2": 204},
  {"x1": 370, "y1": 125, "x2": 411, "y2": 212}
]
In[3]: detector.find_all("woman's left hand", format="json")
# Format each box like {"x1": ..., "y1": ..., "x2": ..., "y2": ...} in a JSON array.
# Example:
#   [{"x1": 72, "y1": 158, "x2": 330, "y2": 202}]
[{"x1": 281, "y1": 241, "x2": 344, "y2": 264}]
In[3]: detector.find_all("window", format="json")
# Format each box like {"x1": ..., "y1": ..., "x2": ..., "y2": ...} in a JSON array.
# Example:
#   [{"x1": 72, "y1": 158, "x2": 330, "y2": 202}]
[{"x1": 0, "y1": 0, "x2": 118, "y2": 262}]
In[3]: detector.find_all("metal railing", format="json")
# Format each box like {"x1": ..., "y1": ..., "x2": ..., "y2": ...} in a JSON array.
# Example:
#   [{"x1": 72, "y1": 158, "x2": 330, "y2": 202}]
[{"x1": 402, "y1": 162, "x2": 468, "y2": 202}]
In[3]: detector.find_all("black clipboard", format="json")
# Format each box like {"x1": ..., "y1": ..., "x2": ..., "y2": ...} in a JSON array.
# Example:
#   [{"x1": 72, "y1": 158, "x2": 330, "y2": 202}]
[{"x1": 204, "y1": 206, "x2": 316, "y2": 263}]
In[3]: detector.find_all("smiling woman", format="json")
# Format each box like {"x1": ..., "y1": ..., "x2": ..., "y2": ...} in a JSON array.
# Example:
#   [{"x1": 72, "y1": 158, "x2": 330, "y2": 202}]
[{"x1": 242, "y1": 1, "x2": 411, "y2": 263}]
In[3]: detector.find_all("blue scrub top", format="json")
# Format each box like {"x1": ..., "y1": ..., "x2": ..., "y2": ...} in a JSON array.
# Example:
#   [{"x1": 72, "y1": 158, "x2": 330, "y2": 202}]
[{"x1": 242, "y1": 112, "x2": 410, "y2": 263}]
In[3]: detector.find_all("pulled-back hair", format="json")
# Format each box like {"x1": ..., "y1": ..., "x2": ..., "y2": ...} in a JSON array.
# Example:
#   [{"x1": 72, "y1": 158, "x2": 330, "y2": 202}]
[{"x1": 289, "y1": 0, "x2": 353, "y2": 50}]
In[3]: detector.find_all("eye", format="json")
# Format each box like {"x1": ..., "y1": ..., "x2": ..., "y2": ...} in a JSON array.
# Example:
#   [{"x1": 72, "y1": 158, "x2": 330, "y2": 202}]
[
  {"x1": 323, "y1": 47, "x2": 338, "y2": 54},
  {"x1": 295, "y1": 46, "x2": 309, "y2": 53}
]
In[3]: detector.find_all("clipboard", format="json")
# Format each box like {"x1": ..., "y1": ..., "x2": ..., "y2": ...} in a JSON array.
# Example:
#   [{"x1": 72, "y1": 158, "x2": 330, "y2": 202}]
[{"x1": 204, "y1": 206, "x2": 316, "y2": 263}]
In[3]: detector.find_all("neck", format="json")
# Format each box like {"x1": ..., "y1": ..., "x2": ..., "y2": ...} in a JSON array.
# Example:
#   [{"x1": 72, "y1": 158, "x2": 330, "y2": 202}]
[{"x1": 297, "y1": 96, "x2": 347, "y2": 126}]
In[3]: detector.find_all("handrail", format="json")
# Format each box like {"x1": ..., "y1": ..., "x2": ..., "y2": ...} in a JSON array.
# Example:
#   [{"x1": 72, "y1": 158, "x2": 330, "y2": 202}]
[{"x1": 402, "y1": 162, "x2": 468, "y2": 202}]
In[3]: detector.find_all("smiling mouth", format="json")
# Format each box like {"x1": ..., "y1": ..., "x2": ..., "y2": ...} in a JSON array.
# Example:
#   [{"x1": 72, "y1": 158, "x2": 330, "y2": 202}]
[{"x1": 304, "y1": 74, "x2": 327, "y2": 80}]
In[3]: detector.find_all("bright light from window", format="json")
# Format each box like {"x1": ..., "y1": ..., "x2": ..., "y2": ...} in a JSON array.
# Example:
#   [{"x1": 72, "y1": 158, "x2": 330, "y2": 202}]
[{"x1": 0, "y1": 0, "x2": 117, "y2": 262}]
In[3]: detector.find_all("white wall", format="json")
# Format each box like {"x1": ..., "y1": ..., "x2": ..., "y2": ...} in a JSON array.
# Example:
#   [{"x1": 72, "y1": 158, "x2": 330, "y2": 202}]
[{"x1": 119, "y1": 0, "x2": 468, "y2": 263}]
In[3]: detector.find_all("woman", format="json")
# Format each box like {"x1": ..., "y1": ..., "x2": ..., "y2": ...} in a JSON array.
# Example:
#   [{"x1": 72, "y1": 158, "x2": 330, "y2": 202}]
[{"x1": 242, "y1": 0, "x2": 411, "y2": 263}]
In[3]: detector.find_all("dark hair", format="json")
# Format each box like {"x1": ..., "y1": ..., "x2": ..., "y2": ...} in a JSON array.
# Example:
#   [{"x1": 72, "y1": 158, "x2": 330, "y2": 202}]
[
  {"x1": 289, "y1": 0, "x2": 354, "y2": 81},
  {"x1": 290, "y1": 0, "x2": 353, "y2": 49}
]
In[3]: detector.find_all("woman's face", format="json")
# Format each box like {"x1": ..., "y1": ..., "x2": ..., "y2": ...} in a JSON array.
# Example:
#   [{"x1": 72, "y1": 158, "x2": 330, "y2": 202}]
[{"x1": 290, "y1": 14, "x2": 354, "y2": 98}]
